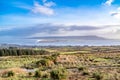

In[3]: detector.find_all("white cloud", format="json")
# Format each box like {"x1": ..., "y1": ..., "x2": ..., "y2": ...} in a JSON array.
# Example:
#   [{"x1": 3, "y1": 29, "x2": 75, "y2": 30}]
[
  {"x1": 104, "y1": 0, "x2": 114, "y2": 6},
  {"x1": 88, "y1": 25, "x2": 120, "y2": 39},
  {"x1": 28, "y1": 24, "x2": 120, "y2": 40},
  {"x1": 111, "y1": 7, "x2": 120, "y2": 19},
  {"x1": 31, "y1": 1, "x2": 55, "y2": 16},
  {"x1": 42, "y1": 0, "x2": 55, "y2": 7},
  {"x1": 44, "y1": 1, "x2": 56, "y2": 7}
]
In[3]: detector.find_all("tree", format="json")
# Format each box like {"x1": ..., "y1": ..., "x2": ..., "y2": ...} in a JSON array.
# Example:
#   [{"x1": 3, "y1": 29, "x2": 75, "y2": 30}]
[{"x1": 0, "y1": 49, "x2": 4, "y2": 56}]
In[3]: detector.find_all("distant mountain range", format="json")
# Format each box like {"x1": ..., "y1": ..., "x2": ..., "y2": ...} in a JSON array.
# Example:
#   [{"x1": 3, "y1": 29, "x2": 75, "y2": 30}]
[
  {"x1": 29, "y1": 35, "x2": 108, "y2": 43},
  {"x1": 30, "y1": 35, "x2": 107, "y2": 40}
]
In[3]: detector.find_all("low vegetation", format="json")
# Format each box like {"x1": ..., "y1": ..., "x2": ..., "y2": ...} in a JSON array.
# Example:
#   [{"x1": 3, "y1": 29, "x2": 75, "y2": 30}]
[
  {"x1": 0, "y1": 46, "x2": 120, "y2": 80},
  {"x1": 50, "y1": 68, "x2": 67, "y2": 80}
]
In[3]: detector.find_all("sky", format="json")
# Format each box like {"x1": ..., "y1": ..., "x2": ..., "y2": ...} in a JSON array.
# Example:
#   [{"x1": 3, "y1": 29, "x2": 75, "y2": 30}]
[{"x1": 0, "y1": 0, "x2": 120, "y2": 41}]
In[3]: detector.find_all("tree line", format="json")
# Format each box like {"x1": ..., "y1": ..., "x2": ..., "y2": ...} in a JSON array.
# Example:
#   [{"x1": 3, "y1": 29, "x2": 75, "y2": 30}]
[{"x1": 0, "y1": 48, "x2": 50, "y2": 56}]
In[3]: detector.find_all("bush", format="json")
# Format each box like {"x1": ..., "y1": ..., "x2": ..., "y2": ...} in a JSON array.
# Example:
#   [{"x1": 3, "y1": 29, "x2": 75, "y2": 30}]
[
  {"x1": 34, "y1": 70, "x2": 42, "y2": 78},
  {"x1": 78, "y1": 66, "x2": 86, "y2": 71},
  {"x1": 50, "y1": 68, "x2": 67, "y2": 80},
  {"x1": 7, "y1": 71, "x2": 15, "y2": 77},
  {"x1": 92, "y1": 72, "x2": 103, "y2": 80},
  {"x1": 82, "y1": 70, "x2": 89, "y2": 76},
  {"x1": 28, "y1": 72, "x2": 32, "y2": 76},
  {"x1": 36, "y1": 59, "x2": 53, "y2": 67},
  {"x1": 42, "y1": 73, "x2": 50, "y2": 78}
]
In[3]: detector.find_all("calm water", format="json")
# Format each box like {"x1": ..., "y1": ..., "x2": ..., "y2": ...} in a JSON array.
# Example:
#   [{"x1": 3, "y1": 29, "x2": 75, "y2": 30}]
[{"x1": 0, "y1": 38, "x2": 120, "y2": 46}]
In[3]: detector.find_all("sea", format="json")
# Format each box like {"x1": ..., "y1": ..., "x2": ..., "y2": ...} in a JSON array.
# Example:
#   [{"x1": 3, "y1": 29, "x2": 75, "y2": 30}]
[{"x1": 0, "y1": 38, "x2": 120, "y2": 46}]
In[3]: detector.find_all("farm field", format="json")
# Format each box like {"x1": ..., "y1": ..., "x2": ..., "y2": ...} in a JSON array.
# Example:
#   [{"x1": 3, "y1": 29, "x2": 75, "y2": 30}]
[{"x1": 0, "y1": 46, "x2": 120, "y2": 80}]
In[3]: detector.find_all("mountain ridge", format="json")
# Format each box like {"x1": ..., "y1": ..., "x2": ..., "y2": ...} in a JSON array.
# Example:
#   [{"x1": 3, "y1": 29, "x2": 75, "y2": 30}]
[{"x1": 29, "y1": 35, "x2": 107, "y2": 40}]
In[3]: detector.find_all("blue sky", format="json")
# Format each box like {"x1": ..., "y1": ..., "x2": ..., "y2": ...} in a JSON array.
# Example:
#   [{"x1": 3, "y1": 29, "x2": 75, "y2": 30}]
[{"x1": 0, "y1": 0, "x2": 120, "y2": 41}]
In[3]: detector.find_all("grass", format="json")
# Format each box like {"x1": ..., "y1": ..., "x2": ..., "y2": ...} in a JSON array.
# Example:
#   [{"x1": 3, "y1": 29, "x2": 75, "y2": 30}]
[
  {"x1": 0, "y1": 46, "x2": 120, "y2": 80},
  {"x1": 60, "y1": 51, "x2": 90, "y2": 55},
  {"x1": 0, "y1": 55, "x2": 43, "y2": 69}
]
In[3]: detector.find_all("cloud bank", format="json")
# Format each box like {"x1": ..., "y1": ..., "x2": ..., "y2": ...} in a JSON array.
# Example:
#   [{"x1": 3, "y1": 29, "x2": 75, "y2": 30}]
[{"x1": 0, "y1": 24, "x2": 120, "y2": 40}]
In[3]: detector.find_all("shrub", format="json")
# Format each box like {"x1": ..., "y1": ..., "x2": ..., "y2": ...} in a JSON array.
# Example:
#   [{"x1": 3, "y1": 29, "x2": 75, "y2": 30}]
[
  {"x1": 28, "y1": 72, "x2": 32, "y2": 76},
  {"x1": 42, "y1": 72, "x2": 50, "y2": 78},
  {"x1": 52, "y1": 53, "x2": 60, "y2": 60},
  {"x1": 92, "y1": 72, "x2": 103, "y2": 80},
  {"x1": 52, "y1": 53, "x2": 60, "y2": 58},
  {"x1": 82, "y1": 70, "x2": 89, "y2": 76},
  {"x1": 78, "y1": 66, "x2": 86, "y2": 71},
  {"x1": 50, "y1": 68, "x2": 67, "y2": 80},
  {"x1": 39, "y1": 67, "x2": 48, "y2": 71},
  {"x1": 7, "y1": 71, "x2": 15, "y2": 77},
  {"x1": 36, "y1": 59, "x2": 50, "y2": 66},
  {"x1": 34, "y1": 70, "x2": 42, "y2": 78}
]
